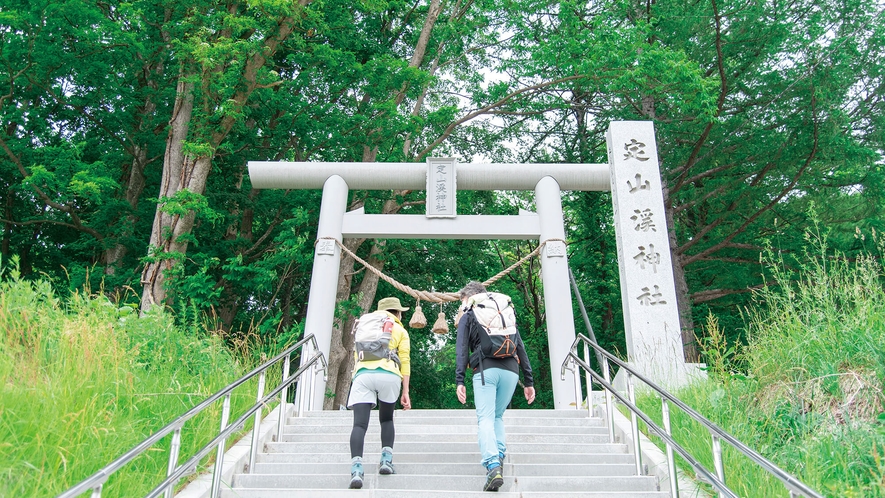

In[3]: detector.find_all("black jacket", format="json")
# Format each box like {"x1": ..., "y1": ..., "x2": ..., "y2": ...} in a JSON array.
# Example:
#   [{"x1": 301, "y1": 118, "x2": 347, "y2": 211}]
[{"x1": 454, "y1": 308, "x2": 534, "y2": 387}]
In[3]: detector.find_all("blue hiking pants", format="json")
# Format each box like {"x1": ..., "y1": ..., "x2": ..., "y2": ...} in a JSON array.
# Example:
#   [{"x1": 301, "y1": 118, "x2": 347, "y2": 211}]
[{"x1": 472, "y1": 368, "x2": 519, "y2": 469}]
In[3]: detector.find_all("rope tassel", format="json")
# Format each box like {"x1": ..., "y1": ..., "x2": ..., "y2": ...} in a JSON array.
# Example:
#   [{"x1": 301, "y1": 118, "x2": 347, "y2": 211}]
[
  {"x1": 431, "y1": 312, "x2": 449, "y2": 335},
  {"x1": 409, "y1": 300, "x2": 427, "y2": 329}
]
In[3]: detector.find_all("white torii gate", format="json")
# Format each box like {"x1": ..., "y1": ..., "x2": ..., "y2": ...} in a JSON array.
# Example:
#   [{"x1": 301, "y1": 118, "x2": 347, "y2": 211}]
[{"x1": 248, "y1": 121, "x2": 690, "y2": 410}]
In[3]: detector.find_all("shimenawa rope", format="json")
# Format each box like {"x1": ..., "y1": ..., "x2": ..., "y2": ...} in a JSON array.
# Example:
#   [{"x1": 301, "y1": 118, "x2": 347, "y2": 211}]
[{"x1": 316, "y1": 237, "x2": 566, "y2": 304}]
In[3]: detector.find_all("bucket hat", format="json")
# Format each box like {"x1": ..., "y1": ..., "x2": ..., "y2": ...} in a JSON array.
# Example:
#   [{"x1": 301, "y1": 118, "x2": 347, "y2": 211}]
[{"x1": 377, "y1": 297, "x2": 409, "y2": 312}]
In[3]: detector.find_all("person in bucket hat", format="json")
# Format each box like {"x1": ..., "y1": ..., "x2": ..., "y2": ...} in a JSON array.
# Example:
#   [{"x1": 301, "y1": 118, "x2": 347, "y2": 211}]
[{"x1": 346, "y1": 296, "x2": 411, "y2": 489}]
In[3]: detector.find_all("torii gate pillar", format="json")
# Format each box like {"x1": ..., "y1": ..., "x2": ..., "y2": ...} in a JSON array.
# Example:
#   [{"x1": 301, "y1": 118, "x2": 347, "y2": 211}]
[
  {"x1": 535, "y1": 176, "x2": 578, "y2": 408},
  {"x1": 301, "y1": 174, "x2": 348, "y2": 408}
]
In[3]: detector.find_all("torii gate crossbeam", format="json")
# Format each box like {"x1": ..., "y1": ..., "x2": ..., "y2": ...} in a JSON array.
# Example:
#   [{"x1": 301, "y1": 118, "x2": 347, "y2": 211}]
[{"x1": 247, "y1": 162, "x2": 610, "y2": 191}]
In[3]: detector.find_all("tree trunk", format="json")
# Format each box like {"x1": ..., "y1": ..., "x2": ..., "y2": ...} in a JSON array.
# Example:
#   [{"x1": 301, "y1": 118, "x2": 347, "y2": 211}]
[
  {"x1": 324, "y1": 236, "x2": 363, "y2": 409},
  {"x1": 663, "y1": 185, "x2": 698, "y2": 361},
  {"x1": 2, "y1": 191, "x2": 11, "y2": 259},
  {"x1": 325, "y1": 238, "x2": 388, "y2": 409},
  {"x1": 103, "y1": 141, "x2": 148, "y2": 276},
  {"x1": 140, "y1": 76, "x2": 197, "y2": 312}
]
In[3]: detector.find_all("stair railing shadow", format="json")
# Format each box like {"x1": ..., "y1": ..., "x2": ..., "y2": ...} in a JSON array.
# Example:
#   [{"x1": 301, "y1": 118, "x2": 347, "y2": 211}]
[{"x1": 57, "y1": 334, "x2": 328, "y2": 498}]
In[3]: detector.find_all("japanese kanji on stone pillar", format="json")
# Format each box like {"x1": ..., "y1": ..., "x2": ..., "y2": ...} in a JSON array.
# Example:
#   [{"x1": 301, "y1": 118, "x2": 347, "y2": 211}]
[{"x1": 607, "y1": 122, "x2": 690, "y2": 386}]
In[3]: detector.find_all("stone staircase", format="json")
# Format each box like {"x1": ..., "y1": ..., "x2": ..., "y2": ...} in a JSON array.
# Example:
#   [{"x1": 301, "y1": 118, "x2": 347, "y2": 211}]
[{"x1": 219, "y1": 408, "x2": 669, "y2": 497}]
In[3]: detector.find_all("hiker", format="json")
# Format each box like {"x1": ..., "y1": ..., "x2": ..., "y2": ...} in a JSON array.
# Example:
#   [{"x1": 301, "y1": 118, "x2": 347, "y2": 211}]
[
  {"x1": 347, "y1": 296, "x2": 412, "y2": 489},
  {"x1": 454, "y1": 281, "x2": 535, "y2": 492}
]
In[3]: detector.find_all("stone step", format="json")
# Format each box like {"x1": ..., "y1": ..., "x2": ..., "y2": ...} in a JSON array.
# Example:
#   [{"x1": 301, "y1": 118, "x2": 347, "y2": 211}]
[
  {"x1": 232, "y1": 474, "x2": 660, "y2": 493},
  {"x1": 283, "y1": 423, "x2": 609, "y2": 435},
  {"x1": 294, "y1": 409, "x2": 591, "y2": 418},
  {"x1": 213, "y1": 409, "x2": 660, "y2": 498},
  {"x1": 265, "y1": 441, "x2": 629, "y2": 455},
  {"x1": 278, "y1": 432, "x2": 611, "y2": 444},
  {"x1": 286, "y1": 416, "x2": 604, "y2": 427},
  {"x1": 250, "y1": 462, "x2": 638, "y2": 477},
  {"x1": 256, "y1": 451, "x2": 636, "y2": 465},
  {"x1": 221, "y1": 489, "x2": 669, "y2": 498}
]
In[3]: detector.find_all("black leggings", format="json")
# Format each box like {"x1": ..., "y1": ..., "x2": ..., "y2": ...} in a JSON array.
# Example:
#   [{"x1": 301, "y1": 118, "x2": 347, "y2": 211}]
[{"x1": 350, "y1": 402, "x2": 395, "y2": 458}]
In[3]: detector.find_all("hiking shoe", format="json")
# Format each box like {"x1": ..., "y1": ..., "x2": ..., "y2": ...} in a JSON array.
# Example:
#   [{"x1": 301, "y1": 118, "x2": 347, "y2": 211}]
[
  {"x1": 483, "y1": 463, "x2": 504, "y2": 492},
  {"x1": 349, "y1": 458, "x2": 364, "y2": 489},
  {"x1": 379, "y1": 447, "x2": 396, "y2": 475}
]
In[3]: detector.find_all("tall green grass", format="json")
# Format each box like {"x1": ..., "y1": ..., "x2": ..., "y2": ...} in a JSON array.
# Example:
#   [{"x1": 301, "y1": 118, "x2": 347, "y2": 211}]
[
  {"x1": 636, "y1": 235, "x2": 885, "y2": 497},
  {"x1": 0, "y1": 265, "x2": 260, "y2": 498}
]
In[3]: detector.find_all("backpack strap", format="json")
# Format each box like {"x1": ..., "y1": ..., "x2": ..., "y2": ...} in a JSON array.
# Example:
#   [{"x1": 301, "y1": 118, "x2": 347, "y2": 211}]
[
  {"x1": 387, "y1": 347, "x2": 401, "y2": 369},
  {"x1": 464, "y1": 310, "x2": 488, "y2": 386}
]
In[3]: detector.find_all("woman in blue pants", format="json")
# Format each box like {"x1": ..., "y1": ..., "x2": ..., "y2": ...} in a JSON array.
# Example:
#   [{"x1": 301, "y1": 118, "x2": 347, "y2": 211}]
[{"x1": 454, "y1": 281, "x2": 535, "y2": 492}]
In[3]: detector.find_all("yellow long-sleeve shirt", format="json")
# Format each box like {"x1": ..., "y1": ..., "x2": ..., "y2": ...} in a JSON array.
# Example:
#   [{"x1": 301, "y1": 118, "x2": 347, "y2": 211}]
[{"x1": 352, "y1": 311, "x2": 410, "y2": 378}]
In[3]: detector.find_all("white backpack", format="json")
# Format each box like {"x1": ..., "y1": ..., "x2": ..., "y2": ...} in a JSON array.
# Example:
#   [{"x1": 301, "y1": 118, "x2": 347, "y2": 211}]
[
  {"x1": 352, "y1": 310, "x2": 401, "y2": 366},
  {"x1": 467, "y1": 292, "x2": 519, "y2": 360}
]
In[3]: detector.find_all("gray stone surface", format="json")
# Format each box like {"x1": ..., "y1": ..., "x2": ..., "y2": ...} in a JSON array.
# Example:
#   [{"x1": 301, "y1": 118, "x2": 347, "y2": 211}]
[{"x1": 182, "y1": 408, "x2": 672, "y2": 498}]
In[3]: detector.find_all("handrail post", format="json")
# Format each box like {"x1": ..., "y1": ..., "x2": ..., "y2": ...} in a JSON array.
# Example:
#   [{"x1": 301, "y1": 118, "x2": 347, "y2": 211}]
[
  {"x1": 247, "y1": 370, "x2": 267, "y2": 473},
  {"x1": 296, "y1": 345, "x2": 309, "y2": 417},
  {"x1": 298, "y1": 373, "x2": 307, "y2": 415},
  {"x1": 583, "y1": 343, "x2": 593, "y2": 418},
  {"x1": 627, "y1": 373, "x2": 642, "y2": 476},
  {"x1": 712, "y1": 434, "x2": 726, "y2": 498},
  {"x1": 572, "y1": 357, "x2": 582, "y2": 410},
  {"x1": 308, "y1": 358, "x2": 319, "y2": 411},
  {"x1": 295, "y1": 343, "x2": 309, "y2": 417},
  {"x1": 661, "y1": 397, "x2": 679, "y2": 498},
  {"x1": 277, "y1": 353, "x2": 291, "y2": 441},
  {"x1": 602, "y1": 358, "x2": 615, "y2": 443},
  {"x1": 210, "y1": 394, "x2": 232, "y2": 498},
  {"x1": 90, "y1": 485, "x2": 102, "y2": 498},
  {"x1": 163, "y1": 427, "x2": 183, "y2": 498}
]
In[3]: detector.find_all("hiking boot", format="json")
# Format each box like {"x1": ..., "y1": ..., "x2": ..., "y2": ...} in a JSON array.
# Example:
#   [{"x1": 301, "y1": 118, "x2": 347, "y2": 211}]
[
  {"x1": 483, "y1": 463, "x2": 503, "y2": 492},
  {"x1": 379, "y1": 446, "x2": 396, "y2": 475},
  {"x1": 349, "y1": 457, "x2": 364, "y2": 489},
  {"x1": 498, "y1": 452, "x2": 505, "y2": 475}
]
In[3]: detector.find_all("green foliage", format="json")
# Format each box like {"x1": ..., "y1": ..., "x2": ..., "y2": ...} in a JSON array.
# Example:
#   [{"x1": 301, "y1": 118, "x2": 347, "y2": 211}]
[
  {"x1": 565, "y1": 191, "x2": 625, "y2": 362},
  {"x1": 2, "y1": 0, "x2": 878, "y2": 358},
  {"x1": 159, "y1": 189, "x2": 222, "y2": 227},
  {"x1": 410, "y1": 340, "x2": 463, "y2": 409},
  {"x1": 697, "y1": 312, "x2": 740, "y2": 382},
  {"x1": 167, "y1": 253, "x2": 224, "y2": 321},
  {"x1": 0, "y1": 263, "x2": 254, "y2": 498},
  {"x1": 747, "y1": 231, "x2": 885, "y2": 394}
]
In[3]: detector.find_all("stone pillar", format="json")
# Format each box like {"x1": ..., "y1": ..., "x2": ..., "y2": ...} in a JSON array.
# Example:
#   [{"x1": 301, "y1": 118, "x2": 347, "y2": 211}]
[
  {"x1": 298, "y1": 175, "x2": 348, "y2": 409},
  {"x1": 606, "y1": 122, "x2": 687, "y2": 387},
  {"x1": 535, "y1": 176, "x2": 579, "y2": 409}
]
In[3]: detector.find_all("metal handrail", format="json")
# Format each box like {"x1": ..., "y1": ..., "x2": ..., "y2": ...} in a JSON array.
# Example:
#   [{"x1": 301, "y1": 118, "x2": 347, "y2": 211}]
[
  {"x1": 58, "y1": 334, "x2": 328, "y2": 498},
  {"x1": 561, "y1": 333, "x2": 823, "y2": 498},
  {"x1": 561, "y1": 349, "x2": 735, "y2": 497}
]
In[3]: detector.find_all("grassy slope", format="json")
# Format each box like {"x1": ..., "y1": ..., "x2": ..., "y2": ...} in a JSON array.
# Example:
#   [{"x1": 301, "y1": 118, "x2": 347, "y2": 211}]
[
  {"x1": 0, "y1": 270, "x2": 254, "y2": 498},
  {"x1": 638, "y1": 243, "x2": 885, "y2": 497}
]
